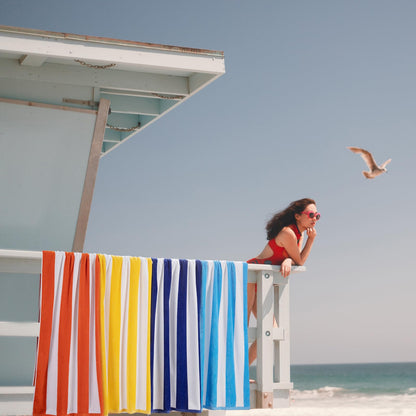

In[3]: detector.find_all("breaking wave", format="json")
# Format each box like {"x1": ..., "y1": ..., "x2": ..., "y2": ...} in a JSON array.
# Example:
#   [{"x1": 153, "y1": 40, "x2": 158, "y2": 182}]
[{"x1": 290, "y1": 385, "x2": 416, "y2": 409}]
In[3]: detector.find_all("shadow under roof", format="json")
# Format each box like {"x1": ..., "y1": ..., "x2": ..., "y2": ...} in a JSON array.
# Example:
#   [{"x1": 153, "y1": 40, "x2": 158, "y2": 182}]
[{"x1": 0, "y1": 25, "x2": 225, "y2": 156}]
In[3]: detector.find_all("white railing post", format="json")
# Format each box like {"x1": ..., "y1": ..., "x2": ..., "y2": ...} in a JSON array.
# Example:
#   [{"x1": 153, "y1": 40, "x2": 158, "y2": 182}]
[
  {"x1": 255, "y1": 268, "x2": 275, "y2": 408},
  {"x1": 273, "y1": 273, "x2": 293, "y2": 407},
  {"x1": 247, "y1": 263, "x2": 304, "y2": 409}
]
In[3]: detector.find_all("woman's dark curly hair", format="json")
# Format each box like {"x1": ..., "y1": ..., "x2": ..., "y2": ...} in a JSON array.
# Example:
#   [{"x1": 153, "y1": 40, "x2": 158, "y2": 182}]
[{"x1": 266, "y1": 198, "x2": 316, "y2": 240}]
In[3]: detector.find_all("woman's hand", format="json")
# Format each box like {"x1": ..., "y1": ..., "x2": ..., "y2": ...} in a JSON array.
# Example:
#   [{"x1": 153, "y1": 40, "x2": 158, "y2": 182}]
[
  {"x1": 306, "y1": 227, "x2": 317, "y2": 239},
  {"x1": 280, "y1": 258, "x2": 293, "y2": 278}
]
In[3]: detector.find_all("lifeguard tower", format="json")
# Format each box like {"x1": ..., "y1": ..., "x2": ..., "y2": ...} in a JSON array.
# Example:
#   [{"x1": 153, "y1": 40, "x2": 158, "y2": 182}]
[{"x1": 0, "y1": 26, "x2": 297, "y2": 416}]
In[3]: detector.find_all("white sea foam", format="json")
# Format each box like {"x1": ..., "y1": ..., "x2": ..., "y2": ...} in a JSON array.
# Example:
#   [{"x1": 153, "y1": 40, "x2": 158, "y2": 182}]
[
  {"x1": 292, "y1": 386, "x2": 346, "y2": 399},
  {"x1": 288, "y1": 387, "x2": 416, "y2": 414}
]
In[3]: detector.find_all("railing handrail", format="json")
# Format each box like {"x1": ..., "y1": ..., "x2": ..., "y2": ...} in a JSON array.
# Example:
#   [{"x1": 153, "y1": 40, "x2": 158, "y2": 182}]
[
  {"x1": 0, "y1": 248, "x2": 306, "y2": 275},
  {"x1": 0, "y1": 249, "x2": 42, "y2": 259}
]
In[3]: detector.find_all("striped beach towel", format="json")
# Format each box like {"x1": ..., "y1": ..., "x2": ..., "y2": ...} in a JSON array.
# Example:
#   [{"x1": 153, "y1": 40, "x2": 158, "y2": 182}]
[
  {"x1": 151, "y1": 259, "x2": 249, "y2": 412},
  {"x1": 150, "y1": 259, "x2": 202, "y2": 412},
  {"x1": 33, "y1": 251, "x2": 103, "y2": 416},
  {"x1": 199, "y1": 260, "x2": 250, "y2": 410},
  {"x1": 97, "y1": 255, "x2": 152, "y2": 414},
  {"x1": 33, "y1": 252, "x2": 249, "y2": 416}
]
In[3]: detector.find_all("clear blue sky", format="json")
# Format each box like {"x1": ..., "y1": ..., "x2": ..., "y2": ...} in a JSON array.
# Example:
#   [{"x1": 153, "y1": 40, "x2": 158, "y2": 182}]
[{"x1": 2, "y1": 0, "x2": 415, "y2": 365}]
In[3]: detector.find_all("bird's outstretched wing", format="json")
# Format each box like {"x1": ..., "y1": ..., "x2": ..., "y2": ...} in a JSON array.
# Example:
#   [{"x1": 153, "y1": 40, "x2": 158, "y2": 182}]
[
  {"x1": 381, "y1": 158, "x2": 392, "y2": 169},
  {"x1": 347, "y1": 146, "x2": 378, "y2": 170}
]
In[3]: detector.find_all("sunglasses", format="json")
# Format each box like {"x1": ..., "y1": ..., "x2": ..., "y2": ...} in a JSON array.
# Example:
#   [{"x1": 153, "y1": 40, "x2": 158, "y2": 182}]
[{"x1": 302, "y1": 211, "x2": 321, "y2": 220}]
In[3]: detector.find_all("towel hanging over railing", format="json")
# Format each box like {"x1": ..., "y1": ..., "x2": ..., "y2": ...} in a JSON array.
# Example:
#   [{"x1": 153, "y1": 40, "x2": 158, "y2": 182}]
[
  {"x1": 33, "y1": 252, "x2": 249, "y2": 416},
  {"x1": 33, "y1": 252, "x2": 103, "y2": 416}
]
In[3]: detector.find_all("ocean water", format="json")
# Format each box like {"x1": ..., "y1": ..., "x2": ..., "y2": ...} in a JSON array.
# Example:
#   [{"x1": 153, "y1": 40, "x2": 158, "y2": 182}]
[
  {"x1": 288, "y1": 362, "x2": 416, "y2": 415},
  {"x1": 244, "y1": 362, "x2": 416, "y2": 416}
]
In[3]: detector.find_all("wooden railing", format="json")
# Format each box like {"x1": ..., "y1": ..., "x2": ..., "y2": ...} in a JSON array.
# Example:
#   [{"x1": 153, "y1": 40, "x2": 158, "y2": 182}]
[
  {"x1": 0, "y1": 250, "x2": 41, "y2": 415},
  {"x1": 0, "y1": 249, "x2": 305, "y2": 414},
  {"x1": 247, "y1": 263, "x2": 305, "y2": 408}
]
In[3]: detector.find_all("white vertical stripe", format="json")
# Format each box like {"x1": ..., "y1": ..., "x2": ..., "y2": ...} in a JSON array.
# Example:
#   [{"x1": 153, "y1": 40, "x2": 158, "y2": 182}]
[
  {"x1": 103, "y1": 254, "x2": 113, "y2": 382},
  {"x1": 202, "y1": 261, "x2": 214, "y2": 405},
  {"x1": 135, "y1": 257, "x2": 149, "y2": 410},
  {"x1": 119, "y1": 256, "x2": 130, "y2": 410},
  {"x1": 67, "y1": 253, "x2": 82, "y2": 414},
  {"x1": 216, "y1": 261, "x2": 228, "y2": 407},
  {"x1": 152, "y1": 259, "x2": 165, "y2": 410},
  {"x1": 169, "y1": 259, "x2": 180, "y2": 408},
  {"x1": 46, "y1": 251, "x2": 65, "y2": 415},
  {"x1": 233, "y1": 262, "x2": 245, "y2": 407},
  {"x1": 88, "y1": 254, "x2": 101, "y2": 413},
  {"x1": 186, "y1": 260, "x2": 201, "y2": 410}
]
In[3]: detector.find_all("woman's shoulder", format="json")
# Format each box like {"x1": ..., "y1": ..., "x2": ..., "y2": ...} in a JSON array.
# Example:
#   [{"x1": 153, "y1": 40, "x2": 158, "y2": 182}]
[
  {"x1": 280, "y1": 224, "x2": 297, "y2": 236},
  {"x1": 276, "y1": 225, "x2": 298, "y2": 243}
]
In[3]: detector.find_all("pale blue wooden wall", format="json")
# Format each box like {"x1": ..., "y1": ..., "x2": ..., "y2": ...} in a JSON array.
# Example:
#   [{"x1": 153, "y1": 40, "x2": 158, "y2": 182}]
[{"x1": 0, "y1": 101, "x2": 96, "y2": 385}]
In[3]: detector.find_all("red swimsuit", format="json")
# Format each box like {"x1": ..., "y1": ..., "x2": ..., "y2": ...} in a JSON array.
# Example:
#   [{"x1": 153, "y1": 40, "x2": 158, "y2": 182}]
[{"x1": 247, "y1": 224, "x2": 302, "y2": 265}]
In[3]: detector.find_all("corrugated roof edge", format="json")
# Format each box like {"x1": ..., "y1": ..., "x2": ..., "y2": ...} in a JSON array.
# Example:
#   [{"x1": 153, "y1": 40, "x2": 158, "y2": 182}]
[{"x1": 0, "y1": 25, "x2": 224, "y2": 58}]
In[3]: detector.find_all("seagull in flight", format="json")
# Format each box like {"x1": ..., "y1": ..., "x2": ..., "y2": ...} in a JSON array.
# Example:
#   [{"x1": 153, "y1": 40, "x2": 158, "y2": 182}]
[{"x1": 347, "y1": 147, "x2": 391, "y2": 179}]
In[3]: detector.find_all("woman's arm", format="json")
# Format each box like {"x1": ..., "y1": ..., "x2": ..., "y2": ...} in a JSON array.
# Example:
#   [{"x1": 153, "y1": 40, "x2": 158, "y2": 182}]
[{"x1": 276, "y1": 227, "x2": 316, "y2": 266}]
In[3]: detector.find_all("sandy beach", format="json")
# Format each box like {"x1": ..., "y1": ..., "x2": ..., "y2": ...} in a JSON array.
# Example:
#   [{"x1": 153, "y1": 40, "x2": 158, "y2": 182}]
[{"x1": 225, "y1": 406, "x2": 416, "y2": 416}]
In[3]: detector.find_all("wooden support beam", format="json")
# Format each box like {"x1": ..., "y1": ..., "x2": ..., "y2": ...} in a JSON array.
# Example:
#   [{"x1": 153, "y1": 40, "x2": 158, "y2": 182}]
[
  {"x1": 0, "y1": 97, "x2": 96, "y2": 114},
  {"x1": 256, "y1": 391, "x2": 273, "y2": 409},
  {"x1": 72, "y1": 98, "x2": 110, "y2": 252}
]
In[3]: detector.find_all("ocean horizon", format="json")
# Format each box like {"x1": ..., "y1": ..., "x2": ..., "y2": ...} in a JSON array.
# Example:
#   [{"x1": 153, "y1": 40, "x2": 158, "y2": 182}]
[{"x1": 244, "y1": 361, "x2": 416, "y2": 416}]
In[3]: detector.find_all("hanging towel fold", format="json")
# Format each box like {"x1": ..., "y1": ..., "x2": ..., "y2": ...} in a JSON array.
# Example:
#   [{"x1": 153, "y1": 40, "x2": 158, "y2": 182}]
[
  {"x1": 150, "y1": 259, "x2": 202, "y2": 412},
  {"x1": 34, "y1": 252, "x2": 249, "y2": 416},
  {"x1": 199, "y1": 260, "x2": 250, "y2": 410},
  {"x1": 151, "y1": 259, "x2": 249, "y2": 412},
  {"x1": 97, "y1": 255, "x2": 152, "y2": 415},
  {"x1": 33, "y1": 251, "x2": 103, "y2": 416}
]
